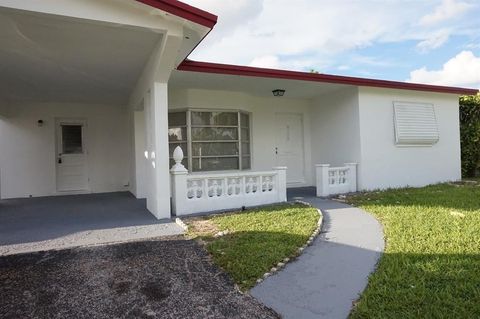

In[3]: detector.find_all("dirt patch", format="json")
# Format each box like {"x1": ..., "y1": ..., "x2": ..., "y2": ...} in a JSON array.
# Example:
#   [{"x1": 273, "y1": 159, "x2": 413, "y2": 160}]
[
  {"x1": 0, "y1": 238, "x2": 278, "y2": 319},
  {"x1": 184, "y1": 217, "x2": 220, "y2": 237}
]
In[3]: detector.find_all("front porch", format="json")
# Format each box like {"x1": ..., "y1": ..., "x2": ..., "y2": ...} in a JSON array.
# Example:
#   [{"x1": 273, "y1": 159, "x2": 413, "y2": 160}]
[{"x1": 0, "y1": 192, "x2": 183, "y2": 255}]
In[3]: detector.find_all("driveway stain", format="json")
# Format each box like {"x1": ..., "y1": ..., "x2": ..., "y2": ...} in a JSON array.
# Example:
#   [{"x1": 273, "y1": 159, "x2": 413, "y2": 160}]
[{"x1": 140, "y1": 281, "x2": 171, "y2": 302}]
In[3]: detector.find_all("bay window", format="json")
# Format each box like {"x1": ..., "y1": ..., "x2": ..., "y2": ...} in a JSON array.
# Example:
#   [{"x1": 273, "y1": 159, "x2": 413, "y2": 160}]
[{"x1": 168, "y1": 110, "x2": 251, "y2": 172}]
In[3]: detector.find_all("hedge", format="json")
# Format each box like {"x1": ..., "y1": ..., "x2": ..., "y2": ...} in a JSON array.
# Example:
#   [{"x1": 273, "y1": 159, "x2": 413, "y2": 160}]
[{"x1": 460, "y1": 94, "x2": 480, "y2": 177}]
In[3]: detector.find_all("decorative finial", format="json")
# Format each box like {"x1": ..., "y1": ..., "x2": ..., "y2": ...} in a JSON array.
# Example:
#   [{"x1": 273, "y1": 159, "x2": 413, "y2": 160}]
[{"x1": 171, "y1": 146, "x2": 187, "y2": 172}]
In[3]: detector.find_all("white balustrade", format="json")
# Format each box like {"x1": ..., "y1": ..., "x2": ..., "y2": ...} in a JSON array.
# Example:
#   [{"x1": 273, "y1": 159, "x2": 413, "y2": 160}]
[
  {"x1": 170, "y1": 146, "x2": 287, "y2": 216},
  {"x1": 316, "y1": 163, "x2": 357, "y2": 197}
]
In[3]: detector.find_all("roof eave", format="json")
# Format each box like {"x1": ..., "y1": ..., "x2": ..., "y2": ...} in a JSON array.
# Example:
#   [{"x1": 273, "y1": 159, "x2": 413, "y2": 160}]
[
  {"x1": 135, "y1": 0, "x2": 217, "y2": 28},
  {"x1": 178, "y1": 60, "x2": 479, "y2": 96}
]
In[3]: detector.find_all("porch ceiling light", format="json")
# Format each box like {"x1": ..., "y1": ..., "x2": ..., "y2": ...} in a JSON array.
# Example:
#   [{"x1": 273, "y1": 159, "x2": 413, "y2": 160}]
[{"x1": 272, "y1": 89, "x2": 285, "y2": 97}]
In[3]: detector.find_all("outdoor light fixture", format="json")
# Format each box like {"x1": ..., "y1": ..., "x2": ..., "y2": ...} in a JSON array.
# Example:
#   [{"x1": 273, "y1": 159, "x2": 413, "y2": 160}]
[{"x1": 272, "y1": 89, "x2": 286, "y2": 97}]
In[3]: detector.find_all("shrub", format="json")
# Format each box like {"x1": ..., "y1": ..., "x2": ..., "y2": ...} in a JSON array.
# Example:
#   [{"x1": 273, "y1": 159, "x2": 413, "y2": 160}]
[{"x1": 460, "y1": 94, "x2": 480, "y2": 177}]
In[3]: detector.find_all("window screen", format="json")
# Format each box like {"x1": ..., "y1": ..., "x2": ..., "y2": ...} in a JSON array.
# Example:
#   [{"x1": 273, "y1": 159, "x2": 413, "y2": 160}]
[
  {"x1": 168, "y1": 110, "x2": 251, "y2": 172},
  {"x1": 393, "y1": 102, "x2": 439, "y2": 146},
  {"x1": 62, "y1": 125, "x2": 83, "y2": 154},
  {"x1": 191, "y1": 111, "x2": 239, "y2": 171}
]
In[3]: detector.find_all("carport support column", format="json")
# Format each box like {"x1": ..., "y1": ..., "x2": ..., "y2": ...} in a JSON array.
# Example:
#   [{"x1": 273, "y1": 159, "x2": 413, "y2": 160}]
[{"x1": 146, "y1": 82, "x2": 171, "y2": 219}]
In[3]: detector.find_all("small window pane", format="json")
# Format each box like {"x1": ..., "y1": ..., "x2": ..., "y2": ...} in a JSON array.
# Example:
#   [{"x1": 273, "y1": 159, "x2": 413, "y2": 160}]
[
  {"x1": 192, "y1": 142, "x2": 239, "y2": 156},
  {"x1": 168, "y1": 112, "x2": 186, "y2": 126},
  {"x1": 240, "y1": 113, "x2": 250, "y2": 128},
  {"x1": 169, "y1": 143, "x2": 188, "y2": 158},
  {"x1": 193, "y1": 157, "x2": 239, "y2": 171},
  {"x1": 241, "y1": 128, "x2": 250, "y2": 141},
  {"x1": 191, "y1": 112, "x2": 238, "y2": 126},
  {"x1": 192, "y1": 127, "x2": 238, "y2": 141},
  {"x1": 241, "y1": 156, "x2": 251, "y2": 170},
  {"x1": 168, "y1": 127, "x2": 187, "y2": 142},
  {"x1": 241, "y1": 142, "x2": 250, "y2": 155},
  {"x1": 62, "y1": 125, "x2": 83, "y2": 154}
]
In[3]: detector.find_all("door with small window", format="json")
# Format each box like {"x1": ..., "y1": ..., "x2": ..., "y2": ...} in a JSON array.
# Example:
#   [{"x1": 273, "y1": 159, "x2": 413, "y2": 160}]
[{"x1": 56, "y1": 119, "x2": 89, "y2": 192}]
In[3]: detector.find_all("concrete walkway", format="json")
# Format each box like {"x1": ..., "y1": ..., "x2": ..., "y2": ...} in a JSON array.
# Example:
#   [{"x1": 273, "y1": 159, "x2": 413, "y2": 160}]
[{"x1": 251, "y1": 192, "x2": 384, "y2": 319}]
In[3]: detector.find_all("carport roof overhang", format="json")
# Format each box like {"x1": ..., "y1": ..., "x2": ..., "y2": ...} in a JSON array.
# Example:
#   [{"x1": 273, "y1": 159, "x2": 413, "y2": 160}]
[
  {"x1": 177, "y1": 60, "x2": 479, "y2": 97},
  {"x1": 136, "y1": 0, "x2": 217, "y2": 28},
  {"x1": 0, "y1": 7, "x2": 160, "y2": 105},
  {"x1": 0, "y1": 1, "x2": 216, "y2": 105}
]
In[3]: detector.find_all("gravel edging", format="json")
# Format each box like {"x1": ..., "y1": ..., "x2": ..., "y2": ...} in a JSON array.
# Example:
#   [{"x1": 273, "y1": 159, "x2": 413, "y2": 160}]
[
  {"x1": 175, "y1": 217, "x2": 189, "y2": 231},
  {"x1": 253, "y1": 200, "x2": 323, "y2": 285}
]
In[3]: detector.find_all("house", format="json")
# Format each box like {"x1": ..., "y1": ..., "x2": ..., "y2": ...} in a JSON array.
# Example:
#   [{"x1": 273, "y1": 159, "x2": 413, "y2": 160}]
[{"x1": 0, "y1": 0, "x2": 477, "y2": 219}]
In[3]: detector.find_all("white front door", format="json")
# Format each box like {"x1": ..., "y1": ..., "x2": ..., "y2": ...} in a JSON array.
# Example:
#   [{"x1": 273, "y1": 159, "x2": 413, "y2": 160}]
[
  {"x1": 275, "y1": 113, "x2": 305, "y2": 185},
  {"x1": 56, "y1": 119, "x2": 89, "y2": 192}
]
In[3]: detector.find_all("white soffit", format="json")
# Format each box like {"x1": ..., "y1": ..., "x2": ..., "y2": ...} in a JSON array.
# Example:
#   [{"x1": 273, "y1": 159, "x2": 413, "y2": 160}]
[
  {"x1": 169, "y1": 70, "x2": 351, "y2": 99},
  {"x1": 0, "y1": 7, "x2": 162, "y2": 105},
  {"x1": 393, "y1": 101, "x2": 440, "y2": 146}
]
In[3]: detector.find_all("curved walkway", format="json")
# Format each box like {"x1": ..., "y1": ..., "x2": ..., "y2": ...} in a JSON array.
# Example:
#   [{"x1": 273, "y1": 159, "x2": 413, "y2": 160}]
[{"x1": 251, "y1": 193, "x2": 384, "y2": 319}]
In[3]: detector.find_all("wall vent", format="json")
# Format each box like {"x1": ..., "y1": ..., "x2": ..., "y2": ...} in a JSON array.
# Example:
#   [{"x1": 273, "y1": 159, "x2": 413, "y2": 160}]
[{"x1": 393, "y1": 101, "x2": 439, "y2": 146}]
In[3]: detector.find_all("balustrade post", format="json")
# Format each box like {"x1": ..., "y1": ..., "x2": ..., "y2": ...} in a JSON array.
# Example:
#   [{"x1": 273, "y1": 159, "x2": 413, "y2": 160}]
[
  {"x1": 223, "y1": 177, "x2": 228, "y2": 196},
  {"x1": 316, "y1": 164, "x2": 330, "y2": 197},
  {"x1": 345, "y1": 163, "x2": 358, "y2": 193},
  {"x1": 170, "y1": 146, "x2": 189, "y2": 215},
  {"x1": 273, "y1": 167, "x2": 287, "y2": 202}
]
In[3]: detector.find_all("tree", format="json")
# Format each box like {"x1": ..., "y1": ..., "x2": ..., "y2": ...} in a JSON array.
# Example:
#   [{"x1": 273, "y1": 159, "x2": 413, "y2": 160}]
[{"x1": 459, "y1": 94, "x2": 480, "y2": 177}]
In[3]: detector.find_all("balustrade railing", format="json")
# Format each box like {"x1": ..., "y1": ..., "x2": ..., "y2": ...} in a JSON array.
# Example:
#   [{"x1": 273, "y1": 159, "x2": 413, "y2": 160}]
[
  {"x1": 170, "y1": 146, "x2": 287, "y2": 216},
  {"x1": 315, "y1": 163, "x2": 357, "y2": 197}
]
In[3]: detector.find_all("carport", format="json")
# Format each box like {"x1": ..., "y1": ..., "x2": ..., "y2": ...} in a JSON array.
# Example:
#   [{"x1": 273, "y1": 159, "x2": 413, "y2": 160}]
[
  {"x1": 0, "y1": 0, "x2": 215, "y2": 223},
  {"x1": 0, "y1": 192, "x2": 183, "y2": 255}
]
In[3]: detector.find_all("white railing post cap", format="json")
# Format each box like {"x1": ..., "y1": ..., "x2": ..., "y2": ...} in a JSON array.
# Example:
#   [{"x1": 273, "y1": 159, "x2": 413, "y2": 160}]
[
  {"x1": 344, "y1": 163, "x2": 358, "y2": 166},
  {"x1": 170, "y1": 146, "x2": 188, "y2": 174},
  {"x1": 272, "y1": 166, "x2": 287, "y2": 170},
  {"x1": 315, "y1": 164, "x2": 330, "y2": 167}
]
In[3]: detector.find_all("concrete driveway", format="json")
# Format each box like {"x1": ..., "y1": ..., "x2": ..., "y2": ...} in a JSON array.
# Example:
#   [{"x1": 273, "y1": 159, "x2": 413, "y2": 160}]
[
  {"x1": 0, "y1": 192, "x2": 183, "y2": 255},
  {"x1": 0, "y1": 238, "x2": 278, "y2": 319}
]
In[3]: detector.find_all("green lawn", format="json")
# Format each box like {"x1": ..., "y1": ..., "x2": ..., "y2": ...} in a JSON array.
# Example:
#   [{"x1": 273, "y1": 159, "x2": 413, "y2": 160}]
[
  {"x1": 347, "y1": 181, "x2": 480, "y2": 318},
  {"x1": 185, "y1": 203, "x2": 319, "y2": 290}
]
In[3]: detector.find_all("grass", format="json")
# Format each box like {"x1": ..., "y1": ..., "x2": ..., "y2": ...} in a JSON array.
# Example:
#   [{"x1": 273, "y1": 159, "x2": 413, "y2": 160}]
[
  {"x1": 347, "y1": 181, "x2": 480, "y2": 318},
  {"x1": 185, "y1": 203, "x2": 319, "y2": 290}
]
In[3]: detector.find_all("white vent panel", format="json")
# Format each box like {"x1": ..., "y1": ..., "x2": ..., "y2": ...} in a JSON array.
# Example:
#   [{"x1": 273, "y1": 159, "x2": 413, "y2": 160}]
[{"x1": 393, "y1": 101, "x2": 439, "y2": 146}]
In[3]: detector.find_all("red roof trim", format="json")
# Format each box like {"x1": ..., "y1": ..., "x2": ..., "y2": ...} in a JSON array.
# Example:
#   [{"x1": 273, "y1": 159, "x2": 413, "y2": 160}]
[
  {"x1": 178, "y1": 60, "x2": 479, "y2": 96},
  {"x1": 135, "y1": 0, "x2": 217, "y2": 28}
]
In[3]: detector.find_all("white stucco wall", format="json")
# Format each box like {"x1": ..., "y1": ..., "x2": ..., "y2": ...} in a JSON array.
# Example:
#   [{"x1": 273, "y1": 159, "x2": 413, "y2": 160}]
[
  {"x1": 168, "y1": 88, "x2": 314, "y2": 187},
  {"x1": 168, "y1": 86, "x2": 461, "y2": 192},
  {"x1": 0, "y1": 103, "x2": 130, "y2": 199},
  {"x1": 357, "y1": 87, "x2": 461, "y2": 190},
  {"x1": 310, "y1": 87, "x2": 361, "y2": 168}
]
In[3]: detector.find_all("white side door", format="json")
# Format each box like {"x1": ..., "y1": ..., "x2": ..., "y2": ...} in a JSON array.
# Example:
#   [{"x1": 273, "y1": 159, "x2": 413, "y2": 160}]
[
  {"x1": 275, "y1": 113, "x2": 305, "y2": 185},
  {"x1": 56, "y1": 119, "x2": 89, "y2": 192}
]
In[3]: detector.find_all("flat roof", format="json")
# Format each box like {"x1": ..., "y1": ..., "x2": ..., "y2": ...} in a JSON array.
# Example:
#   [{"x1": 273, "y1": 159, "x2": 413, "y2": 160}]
[
  {"x1": 178, "y1": 60, "x2": 478, "y2": 96},
  {"x1": 135, "y1": 1, "x2": 477, "y2": 96},
  {"x1": 135, "y1": 0, "x2": 217, "y2": 28}
]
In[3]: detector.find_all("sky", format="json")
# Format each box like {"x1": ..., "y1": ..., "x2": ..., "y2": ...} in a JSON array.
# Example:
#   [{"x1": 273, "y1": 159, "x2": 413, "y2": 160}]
[{"x1": 182, "y1": 0, "x2": 480, "y2": 89}]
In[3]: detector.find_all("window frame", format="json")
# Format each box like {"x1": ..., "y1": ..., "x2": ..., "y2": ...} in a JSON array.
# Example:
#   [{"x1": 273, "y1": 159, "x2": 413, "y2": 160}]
[{"x1": 168, "y1": 108, "x2": 252, "y2": 172}]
